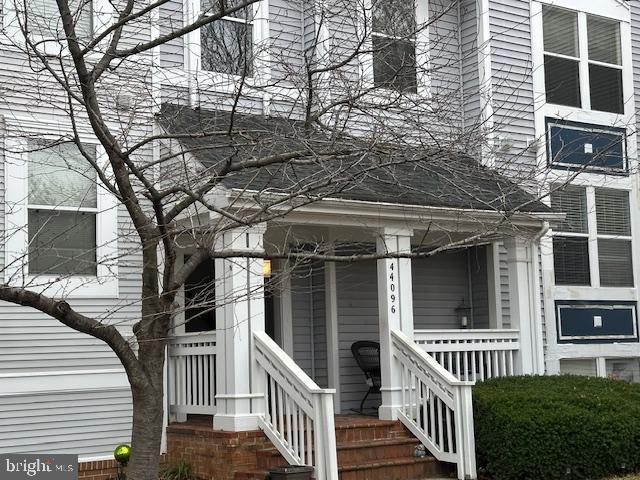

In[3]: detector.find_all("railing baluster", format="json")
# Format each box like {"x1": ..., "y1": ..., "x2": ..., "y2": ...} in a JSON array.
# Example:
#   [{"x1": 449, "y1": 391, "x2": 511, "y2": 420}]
[{"x1": 306, "y1": 415, "x2": 313, "y2": 466}]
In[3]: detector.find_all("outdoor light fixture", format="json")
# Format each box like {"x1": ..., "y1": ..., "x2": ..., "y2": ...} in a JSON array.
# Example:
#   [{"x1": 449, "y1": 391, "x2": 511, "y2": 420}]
[
  {"x1": 456, "y1": 299, "x2": 472, "y2": 329},
  {"x1": 262, "y1": 259, "x2": 272, "y2": 278}
]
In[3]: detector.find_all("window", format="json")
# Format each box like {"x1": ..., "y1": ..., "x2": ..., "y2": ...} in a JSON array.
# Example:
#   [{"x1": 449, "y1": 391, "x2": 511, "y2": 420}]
[
  {"x1": 542, "y1": 6, "x2": 624, "y2": 114},
  {"x1": 27, "y1": 141, "x2": 98, "y2": 276},
  {"x1": 551, "y1": 185, "x2": 590, "y2": 285},
  {"x1": 606, "y1": 358, "x2": 640, "y2": 383},
  {"x1": 546, "y1": 118, "x2": 627, "y2": 173},
  {"x1": 543, "y1": 6, "x2": 581, "y2": 107},
  {"x1": 559, "y1": 359, "x2": 597, "y2": 376},
  {"x1": 559, "y1": 358, "x2": 640, "y2": 382},
  {"x1": 551, "y1": 185, "x2": 634, "y2": 287},
  {"x1": 595, "y1": 188, "x2": 633, "y2": 287},
  {"x1": 587, "y1": 16, "x2": 623, "y2": 113},
  {"x1": 372, "y1": 0, "x2": 418, "y2": 93},
  {"x1": 29, "y1": 0, "x2": 93, "y2": 39},
  {"x1": 199, "y1": 0, "x2": 254, "y2": 76}
]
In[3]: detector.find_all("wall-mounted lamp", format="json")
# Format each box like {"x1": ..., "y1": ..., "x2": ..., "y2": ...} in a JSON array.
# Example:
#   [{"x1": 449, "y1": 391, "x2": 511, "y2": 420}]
[
  {"x1": 262, "y1": 259, "x2": 272, "y2": 278},
  {"x1": 456, "y1": 299, "x2": 472, "y2": 329}
]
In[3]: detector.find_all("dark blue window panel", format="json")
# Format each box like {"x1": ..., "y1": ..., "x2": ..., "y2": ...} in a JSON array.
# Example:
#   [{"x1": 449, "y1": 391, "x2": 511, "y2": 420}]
[
  {"x1": 556, "y1": 301, "x2": 638, "y2": 344},
  {"x1": 546, "y1": 118, "x2": 627, "y2": 173}
]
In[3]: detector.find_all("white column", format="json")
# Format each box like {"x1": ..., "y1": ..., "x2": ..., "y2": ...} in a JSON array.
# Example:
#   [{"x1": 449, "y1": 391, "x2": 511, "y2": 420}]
[
  {"x1": 324, "y1": 260, "x2": 341, "y2": 413},
  {"x1": 377, "y1": 228, "x2": 414, "y2": 420},
  {"x1": 213, "y1": 225, "x2": 266, "y2": 431},
  {"x1": 504, "y1": 237, "x2": 544, "y2": 375}
]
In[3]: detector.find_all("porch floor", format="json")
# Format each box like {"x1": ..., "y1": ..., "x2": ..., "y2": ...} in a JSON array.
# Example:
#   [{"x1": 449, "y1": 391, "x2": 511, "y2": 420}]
[{"x1": 166, "y1": 415, "x2": 455, "y2": 480}]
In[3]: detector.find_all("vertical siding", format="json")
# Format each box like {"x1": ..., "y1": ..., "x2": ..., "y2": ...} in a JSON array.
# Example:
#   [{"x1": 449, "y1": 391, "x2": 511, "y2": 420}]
[
  {"x1": 312, "y1": 263, "x2": 328, "y2": 388},
  {"x1": 499, "y1": 242, "x2": 511, "y2": 328},
  {"x1": 335, "y1": 260, "x2": 379, "y2": 413},
  {"x1": 470, "y1": 246, "x2": 490, "y2": 329},
  {"x1": 291, "y1": 264, "x2": 314, "y2": 377},
  {"x1": 290, "y1": 261, "x2": 327, "y2": 385}
]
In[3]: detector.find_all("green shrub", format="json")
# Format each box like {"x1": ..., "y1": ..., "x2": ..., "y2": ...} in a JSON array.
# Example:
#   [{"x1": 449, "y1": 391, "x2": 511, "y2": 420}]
[
  {"x1": 160, "y1": 458, "x2": 195, "y2": 480},
  {"x1": 473, "y1": 375, "x2": 640, "y2": 480}
]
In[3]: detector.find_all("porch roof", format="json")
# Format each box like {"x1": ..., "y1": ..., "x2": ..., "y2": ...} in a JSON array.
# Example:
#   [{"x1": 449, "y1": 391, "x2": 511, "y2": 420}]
[{"x1": 158, "y1": 104, "x2": 550, "y2": 214}]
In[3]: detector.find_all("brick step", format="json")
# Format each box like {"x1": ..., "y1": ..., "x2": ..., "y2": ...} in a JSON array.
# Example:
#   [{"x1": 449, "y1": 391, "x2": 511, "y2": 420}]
[
  {"x1": 236, "y1": 456, "x2": 452, "y2": 480},
  {"x1": 333, "y1": 417, "x2": 411, "y2": 444},
  {"x1": 256, "y1": 438, "x2": 424, "y2": 469}
]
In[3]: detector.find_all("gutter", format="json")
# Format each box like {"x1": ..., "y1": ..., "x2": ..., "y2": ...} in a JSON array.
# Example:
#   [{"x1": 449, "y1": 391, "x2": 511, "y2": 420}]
[{"x1": 227, "y1": 188, "x2": 566, "y2": 226}]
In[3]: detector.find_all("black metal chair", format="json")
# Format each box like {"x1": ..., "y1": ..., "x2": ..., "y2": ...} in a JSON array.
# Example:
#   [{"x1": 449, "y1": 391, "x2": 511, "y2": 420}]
[{"x1": 351, "y1": 341, "x2": 381, "y2": 413}]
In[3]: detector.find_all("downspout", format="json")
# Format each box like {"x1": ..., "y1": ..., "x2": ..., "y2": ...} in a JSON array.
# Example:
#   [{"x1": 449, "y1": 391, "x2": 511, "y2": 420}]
[
  {"x1": 466, "y1": 249, "x2": 475, "y2": 328},
  {"x1": 309, "y1": 265, "x2": 316, "y2": 379},
  {"x1": 528, "y1": 222, "x2": 550, "y2": 374}
]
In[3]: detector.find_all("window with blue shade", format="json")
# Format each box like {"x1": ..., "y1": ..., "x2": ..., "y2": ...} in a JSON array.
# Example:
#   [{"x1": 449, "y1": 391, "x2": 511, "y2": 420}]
[{"x1": 546, "y1": 118, "x2": 627, "y2": 173}]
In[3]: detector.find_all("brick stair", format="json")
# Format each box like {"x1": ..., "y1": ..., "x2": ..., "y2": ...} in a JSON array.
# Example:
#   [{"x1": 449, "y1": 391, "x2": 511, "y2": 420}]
[{"x1": 234, "y1": 416, "x2": 455, "y2": 480}]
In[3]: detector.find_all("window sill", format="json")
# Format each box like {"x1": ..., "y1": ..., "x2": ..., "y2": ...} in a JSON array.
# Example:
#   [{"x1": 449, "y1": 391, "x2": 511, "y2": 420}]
[{"x1": 10, "y1": 274, "x2": 120, "y2": 299}]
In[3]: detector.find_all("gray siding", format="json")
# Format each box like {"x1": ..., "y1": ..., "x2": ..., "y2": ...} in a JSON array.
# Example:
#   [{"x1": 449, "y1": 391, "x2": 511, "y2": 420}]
[
  {"x1": 499, "y1": 243, "x2": 511, "y2": 328},
  {"x1": 0, "y1": 389, "x2": 132, "y2": 456},
  {"x1": 412, "y1": 252, "x2": 470, "y2": 329},
  {"x1": 159, "y1": 0, "x2": 185, "y2": 68},
  {"x1": 488, "y1": 0, "x2": 537, "y2": 183},
  {"x1": 290, "y1": 262, "x2": 327, "y2": 386},
  {"x1": 470, "y1": 246, "x2": 490, "y2": 329},
  {"x1": 460, "y1": 0, "x2": 482, "y2": 130},
  {"x1": 335, "y1": 260, "x2": 379, "y2": 413}
]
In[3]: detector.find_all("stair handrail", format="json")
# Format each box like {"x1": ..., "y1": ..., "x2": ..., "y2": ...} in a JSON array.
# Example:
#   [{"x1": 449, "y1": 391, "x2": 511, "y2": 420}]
[
  {"x1": 391, "y1": 329, "x2": 477, "y2": 480},
  {"x1": 254, "y1": 331, "x2": 338, "y2": 480}
]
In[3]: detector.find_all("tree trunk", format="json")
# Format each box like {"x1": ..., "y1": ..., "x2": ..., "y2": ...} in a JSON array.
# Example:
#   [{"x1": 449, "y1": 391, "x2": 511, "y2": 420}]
[{"x1": 126, "y1": 341, "x2": 166, "y2": 480}]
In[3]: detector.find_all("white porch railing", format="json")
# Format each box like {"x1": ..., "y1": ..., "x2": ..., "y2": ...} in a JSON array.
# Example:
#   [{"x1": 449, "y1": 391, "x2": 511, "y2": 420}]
[
  {"x1": 254, "y1": 331, "x2": 338, "y2": 480},
  {"x1": 414, "y1": 329, "x2": 521, "y2": 382},
  {"x1": 168, "y1": 332, "x2": 217, "y2": 415},
  {"x1": 391, "y1": 329, "x2": 476, "y2": 480}
]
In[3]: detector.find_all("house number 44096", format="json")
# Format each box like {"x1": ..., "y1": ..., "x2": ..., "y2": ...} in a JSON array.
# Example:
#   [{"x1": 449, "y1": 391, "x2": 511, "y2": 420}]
[{"x1": 389, "y1": 261, "x2": 397, "y2": 314}]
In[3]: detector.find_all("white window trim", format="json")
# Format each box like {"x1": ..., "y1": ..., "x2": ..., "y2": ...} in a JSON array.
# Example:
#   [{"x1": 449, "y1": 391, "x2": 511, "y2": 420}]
[
  {"x1": 542, "y1": 5, "x2": 625, "y2": 114},
  {"x1": 1, "y1": 0, "x2": 115, "y2": 59},
  {"x1": 552, "y1": 185, "x2": 634, "y2": 292},
  {"x1": 358, "y1": 0, "x2": 431, "y2": 100},
  {"x1": 182, "y1": 0, "x2": 270, "y2": 96},
  {"x1": 4, "y1": 137, "x2": 119, "y2": 298}
]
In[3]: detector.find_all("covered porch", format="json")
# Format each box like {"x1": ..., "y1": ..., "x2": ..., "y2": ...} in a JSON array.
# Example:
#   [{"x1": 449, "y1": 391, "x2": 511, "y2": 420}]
[{"x1": 165, "y1": 209, "x2": 551, "y2": 479}]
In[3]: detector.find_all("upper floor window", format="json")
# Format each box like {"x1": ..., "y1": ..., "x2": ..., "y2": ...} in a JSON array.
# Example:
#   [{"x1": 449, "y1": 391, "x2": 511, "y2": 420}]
[
  {"x1": 27, "y1": 141, "x2": 98, "y2": 276},
  {"x1": 199, "y1": 0, "x2": 254, "y2": 76},
  {"x1": 551, "y1": 185, "x2": 633, "y2": 287},
  {"x1": 543, "y1": 6, "x2": 624, "y2": 114},
  {"x1": 29, "y1": 0, "x2": 93, "y2": 39},
  {"x1": 372, "y1": 0, "x2": 417, "y2": 93}
]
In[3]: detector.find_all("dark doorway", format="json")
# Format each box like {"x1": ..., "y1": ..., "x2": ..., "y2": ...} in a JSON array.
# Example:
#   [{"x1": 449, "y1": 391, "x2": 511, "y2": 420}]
[
  {"x1": 184, "y1": 256, "x2": 216, "y2": 333},
  {"x1": 264, "y1": 276, "x2": 275, "y2": 340}
]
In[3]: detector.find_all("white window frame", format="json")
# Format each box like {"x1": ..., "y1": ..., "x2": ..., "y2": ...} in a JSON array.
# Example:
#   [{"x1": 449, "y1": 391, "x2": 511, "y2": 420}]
[
  {"x1": 1, "y1": 0, "x2": 114, "y2": 58},
  {"x1": 542, "y1": 5, "x2": 625, "y2": 114},
  {"x1": 552, "y1": 184, "x2": 634, "y2": 291},
  {"x1": 359, "y1": 0, "x2": 431, "y2": 99},
  {"x1": 4, "y1": 137, "x2": 119, "y2": 298},
  {"x1": 183, "y1": 0, "x2": 269, "y2": 95}
]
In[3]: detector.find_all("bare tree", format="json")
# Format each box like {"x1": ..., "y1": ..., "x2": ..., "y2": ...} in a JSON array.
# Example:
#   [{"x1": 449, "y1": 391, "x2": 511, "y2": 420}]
[{"x1": 0, "y1": 0, "x2": 630, "y2": 478}]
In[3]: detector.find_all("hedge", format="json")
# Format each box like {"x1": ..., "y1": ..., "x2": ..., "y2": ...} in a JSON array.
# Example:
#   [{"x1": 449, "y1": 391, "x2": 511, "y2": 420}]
[{"x1": 473, "y1": 375, "x2": 640, "y2": 480}]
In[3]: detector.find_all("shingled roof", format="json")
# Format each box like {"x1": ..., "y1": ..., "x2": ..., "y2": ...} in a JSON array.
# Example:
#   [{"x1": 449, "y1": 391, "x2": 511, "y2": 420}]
[{"x1": 158, "y1": 104, "x2": 550, "y2": 214}]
